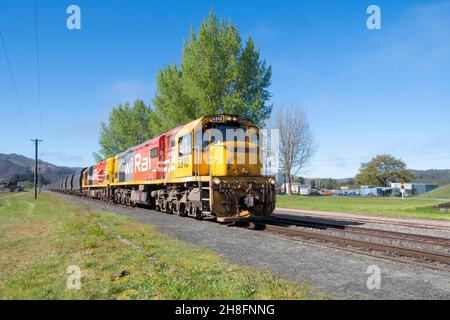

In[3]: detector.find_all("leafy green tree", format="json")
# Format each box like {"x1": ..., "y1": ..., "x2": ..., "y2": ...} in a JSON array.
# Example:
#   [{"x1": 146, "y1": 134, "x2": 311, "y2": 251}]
[
  {"x1": 9, "y1": 172, "x2": 34, "y2": 185},
  {"x1": 152, "y1": 10, "x2": 272, "y2": 133},
  {"x1": 95, "y1": 100, "x2": 154, "y2": 161},
  {"x1": 339, "y1": 178, "x2": 355, "y2": 188},
  {"x1": 355, "y1": 155, "x2": 413, "y2": 187},
  {"x1": 321, "y1": 178, "x2": 338, "y2": 190},
  {"x1": 294, "y1": 176, "x2": 306, "y2": 184}
]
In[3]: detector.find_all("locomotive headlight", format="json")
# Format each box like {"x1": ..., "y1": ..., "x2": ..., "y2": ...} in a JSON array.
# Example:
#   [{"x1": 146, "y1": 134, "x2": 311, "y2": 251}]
[
  {"x1": 232, "y1": 116, "x2": 238, "y2": 122},
  {"x1": 269, "y1": 178, "x2": 276, "y2": 186},
  {"x1": 213, "y1": 177, "x2": 222, "y2": 185}
]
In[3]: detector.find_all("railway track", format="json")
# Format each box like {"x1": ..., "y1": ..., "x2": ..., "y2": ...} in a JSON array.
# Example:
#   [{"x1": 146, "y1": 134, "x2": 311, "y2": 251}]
[
  {"x1": 275, "y1": 209, "x2": 450, "y2": 231},
  {"x1": 259, "y1": 219, "x2": 450, "y2": 273},
  {"x1": 266, "y1": 217, "x2": 450, "y2": 247}
]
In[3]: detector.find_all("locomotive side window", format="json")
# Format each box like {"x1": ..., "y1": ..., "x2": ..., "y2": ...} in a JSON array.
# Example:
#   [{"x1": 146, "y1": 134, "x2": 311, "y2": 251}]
[
  {"x1": 178, "y1": 134, "x2": 192, "y2": 156},
  {"x1": 167, "y1": 136, "x2": 175, "y2": 149},
  {"x1": 150, "y1": 147, "x2": 158, "y2": 158}
]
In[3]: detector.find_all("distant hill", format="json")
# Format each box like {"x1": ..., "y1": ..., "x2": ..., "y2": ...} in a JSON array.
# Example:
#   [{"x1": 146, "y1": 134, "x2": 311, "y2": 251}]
[
  {"x1": 0, "y1": 153, "x2": 80, "y2": 184},
  {"x1": 409, "y1": 169, "x2": 450, "y2": 186}
]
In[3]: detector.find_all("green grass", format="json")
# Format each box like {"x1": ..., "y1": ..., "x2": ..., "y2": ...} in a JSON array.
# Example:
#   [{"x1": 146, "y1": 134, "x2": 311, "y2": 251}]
[
  {"x1": 420, "y1": 184, "x2": 450, "y2": 200},
  {"x1": 0, "y1": 192, "x2": 27, "y2": 199},
  {"x1": 276, "y1": 195, "x2": 450, "y2": 220},
  {"x1": 0, "y1": 192, "x2": 324, "y2": 300}
]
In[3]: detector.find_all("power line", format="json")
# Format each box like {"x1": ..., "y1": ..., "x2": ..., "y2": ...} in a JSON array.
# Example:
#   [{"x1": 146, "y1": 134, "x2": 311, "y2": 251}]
[
  {"x1": 0, "y1": 29, "x2": 30, "y2": 136},
  {"x1": 34, "y1": 0, "x2": 43, "y2": 138}
]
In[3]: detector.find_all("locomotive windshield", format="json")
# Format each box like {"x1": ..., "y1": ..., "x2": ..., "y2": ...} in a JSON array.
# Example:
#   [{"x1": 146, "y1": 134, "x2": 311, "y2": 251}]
[{"x1": 200, "y1": 123, "x2": 259, "y2": 149}]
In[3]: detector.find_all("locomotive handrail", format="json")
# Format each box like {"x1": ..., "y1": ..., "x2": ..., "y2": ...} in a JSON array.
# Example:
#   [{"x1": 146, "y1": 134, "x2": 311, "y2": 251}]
[{"x1": 193, "y1": 146, "x2": 201, "y2": 188}]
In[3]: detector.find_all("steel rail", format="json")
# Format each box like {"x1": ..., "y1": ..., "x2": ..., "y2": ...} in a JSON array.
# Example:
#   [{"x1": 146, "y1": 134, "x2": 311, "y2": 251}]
[
  {"x1": 274, "y1": 211, "x2": 450, "y2": 231},
  {"x1": 267, "y1": 217, "x2": 450, "y2": 247},
  {"x1": 266, "y1": 224, "x2": 450, "y2": 272}
]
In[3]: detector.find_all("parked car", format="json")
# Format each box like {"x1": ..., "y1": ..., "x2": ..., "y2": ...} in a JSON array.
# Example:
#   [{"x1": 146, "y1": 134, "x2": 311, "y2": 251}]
[{"x1": 308, "y1": 189, "x2": 321, "y2": 196}]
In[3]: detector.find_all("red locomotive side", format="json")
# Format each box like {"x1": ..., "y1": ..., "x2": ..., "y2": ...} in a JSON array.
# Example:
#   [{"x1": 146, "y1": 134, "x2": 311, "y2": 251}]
[
  {"x1": 94, "y1": 160, "x2": 107, "y2": 186},
  {"x1": 133, "y1": 135, "x2": 164, "y2": 182}
]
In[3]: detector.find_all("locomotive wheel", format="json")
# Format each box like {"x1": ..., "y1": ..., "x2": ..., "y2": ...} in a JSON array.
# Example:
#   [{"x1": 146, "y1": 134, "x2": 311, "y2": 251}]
[
  {"x1": 195, "y1": 207, "x2": 203, "y2": 220},
  {"x1": 160, "y1": 201, "x2": 167, "y2": 213},
  {"x1": 174, "y1": 202, "x2": 182, "y2": 216},
  {"x1": 182, "y1": 202, "x2": 191, "y2": 217},
  {"x1": 178, "y1": 203, "x2": 186, "y2": 216},
  {"x1": 167, "y1": 202, "x2": 174, "y2": 215}
]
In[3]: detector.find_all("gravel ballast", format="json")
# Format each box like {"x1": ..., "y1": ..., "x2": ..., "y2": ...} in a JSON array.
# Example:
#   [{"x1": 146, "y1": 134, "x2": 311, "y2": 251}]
[{"x1": 56, "y1": 193, "x2": 450, "y2": 300}]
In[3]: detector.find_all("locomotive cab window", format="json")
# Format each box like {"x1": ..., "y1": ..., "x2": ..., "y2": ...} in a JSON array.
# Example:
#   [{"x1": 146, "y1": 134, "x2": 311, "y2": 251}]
[
  {"x1": 178, "y1": 134, "x2": 192, "y2": 156},
  {"x1": 166, "y1": 136, "x2": 176, "y2": 149},
  {"x1": 150, "y1": 147, "x2": 158, "y2": 158}
]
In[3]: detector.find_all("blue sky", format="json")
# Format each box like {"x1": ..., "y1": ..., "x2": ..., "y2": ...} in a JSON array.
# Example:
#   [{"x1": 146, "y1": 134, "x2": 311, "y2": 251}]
[{"x1": 1, "y1": 0, "x2": 449, "y2": 178}]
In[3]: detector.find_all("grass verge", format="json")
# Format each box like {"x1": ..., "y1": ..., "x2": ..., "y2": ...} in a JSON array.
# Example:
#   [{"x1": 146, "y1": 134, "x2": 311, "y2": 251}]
[
  {"x1": 0, "y1": 192, "x2": 324, "y2": 300},
  {"x1": 276, "y1": 195, "x2": 450, "y2": 220},
  {"x1": 420, "y1": 184, "x2": 450, "y2": 200}
]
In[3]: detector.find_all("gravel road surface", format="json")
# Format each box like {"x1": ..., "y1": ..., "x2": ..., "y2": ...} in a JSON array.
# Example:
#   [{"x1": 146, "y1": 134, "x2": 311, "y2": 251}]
[{"x1": 56, "y1": 193, "x2": 450, "y2": 300}]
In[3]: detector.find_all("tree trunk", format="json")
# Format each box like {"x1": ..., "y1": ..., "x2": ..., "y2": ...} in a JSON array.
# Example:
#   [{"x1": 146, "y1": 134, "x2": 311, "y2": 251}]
[{"x1": 287, "y1": 176, "x2": 292, "y2": 196}]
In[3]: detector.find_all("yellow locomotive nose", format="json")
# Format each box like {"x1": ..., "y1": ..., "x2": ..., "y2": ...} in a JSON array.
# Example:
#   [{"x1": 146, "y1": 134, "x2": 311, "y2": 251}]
[{"x1": 209, "y1": 141, "x2": 260, "y2": 177}]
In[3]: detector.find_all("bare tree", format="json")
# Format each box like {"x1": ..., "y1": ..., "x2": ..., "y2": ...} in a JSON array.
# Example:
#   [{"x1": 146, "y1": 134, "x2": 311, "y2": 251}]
[{"x1": 278, "y1": 107, "x2": 315, "y2": 195}]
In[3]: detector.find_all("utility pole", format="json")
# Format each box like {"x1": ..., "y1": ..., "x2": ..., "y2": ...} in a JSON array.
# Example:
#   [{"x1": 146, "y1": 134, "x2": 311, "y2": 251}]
[
  {"x1": 31, "y1": 139, "x2": 43, "y2": 199},
  {"x1": 38, "y1": 159, "x2": 42, "y2": 193}
]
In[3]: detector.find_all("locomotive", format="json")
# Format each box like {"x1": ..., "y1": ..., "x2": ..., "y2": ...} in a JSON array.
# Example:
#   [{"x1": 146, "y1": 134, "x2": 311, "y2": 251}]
[{"x1": 51, "y1": 114, "x2": 276, "y2": 222}]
